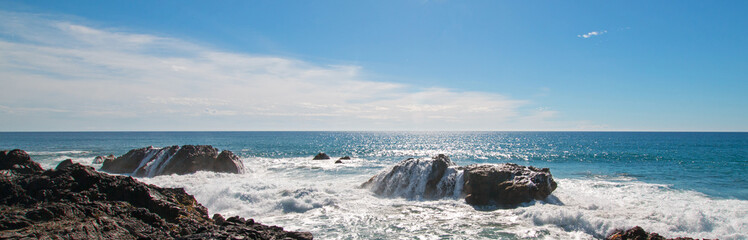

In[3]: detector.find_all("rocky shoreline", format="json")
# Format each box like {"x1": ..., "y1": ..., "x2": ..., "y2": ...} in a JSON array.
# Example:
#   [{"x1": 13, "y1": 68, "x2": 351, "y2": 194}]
[{"x1": 0, "y1": 149, "x2": 312, "y2": 239}]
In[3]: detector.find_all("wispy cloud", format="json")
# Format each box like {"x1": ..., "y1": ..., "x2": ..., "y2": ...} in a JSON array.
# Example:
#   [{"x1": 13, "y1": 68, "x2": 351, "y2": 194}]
[
  {"x1": 0, "y1": 11, "x2": 569, "y2": 131},
  {"x1": 578, "y1": 30, "x2": 607, "y2": 38}
]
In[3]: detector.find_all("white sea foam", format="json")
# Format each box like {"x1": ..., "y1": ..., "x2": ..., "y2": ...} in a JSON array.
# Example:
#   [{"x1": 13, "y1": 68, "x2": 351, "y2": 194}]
[
  {"x1": 515, "y1": 179, "x2": 747, "y2": 239},
  {"x1": 137, "y1": 157, "x2": 747, "y2": 240}
]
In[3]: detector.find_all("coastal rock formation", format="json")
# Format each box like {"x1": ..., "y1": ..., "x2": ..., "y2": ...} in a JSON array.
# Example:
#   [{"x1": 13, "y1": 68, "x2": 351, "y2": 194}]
[
  {"x1": 99, "y1": 145, "x2": 244, "y2": 177},
  {"x1": 0, "y1": 149, "x2": 312, "y2": 240},
  {"x1": 607, "y1": 226, "x2": 699, "y2": 240},
  {"x1": 362, "y1": 154, "x2": 461, "y2": 200},
  {"x1": 463, "y1": 163, "x2": 557, "y2": 205},
  {"x1": 312, "y1": 153, "x2": 330, "y2": 160},
  {"x1": 362, "y1": 154, "x2": 557, "y2": 206},
  {"x1": 0, "y1": 149, "x2": 43, "y2": 176}
]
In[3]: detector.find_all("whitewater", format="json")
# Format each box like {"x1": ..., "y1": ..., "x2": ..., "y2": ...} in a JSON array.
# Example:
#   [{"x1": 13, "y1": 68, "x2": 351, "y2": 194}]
[{"x1": 3, "y1": 131, "x2": 747, "y2": 239}]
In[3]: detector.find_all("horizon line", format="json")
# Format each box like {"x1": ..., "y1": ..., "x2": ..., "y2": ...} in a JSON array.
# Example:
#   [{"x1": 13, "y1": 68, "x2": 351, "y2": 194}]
[{"x1": 1, "y1": 130, "x2": 746, "y2": 133}]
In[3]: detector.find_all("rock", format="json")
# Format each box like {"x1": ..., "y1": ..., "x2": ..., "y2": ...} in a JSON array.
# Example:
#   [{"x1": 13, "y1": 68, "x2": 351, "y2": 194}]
[
  {"x1": 361, "y1": 154, "x2": 461, "y2": 200},
  {"x1": 362, "y1": 154, "x2": 557, "y2": 206},
  {"x1": 463, "y1": 163, "x2": 557, "y2": 205},
  {"x1": 312, "y1": 152, "x2": 330, "y2": 160},
  {"x1": 0, "y1": 149, "x2": 44, "y2": 176},
  {"x1": 92, "y1": 155, "x2": 115, "y2": 164},
  {"x1": 606, "y1": 226, "x2": 700, "y2": 240},
  {"x1": 335, "y1": 156, "x2": 351, "y2": 164},
  {"x1": 100, "y1": 145, "x2": 245, "y2": 177},
  {"x1": 55, "y1": 159, "x2": 74, "y2": 170},
  {"x1": 0, "y1": 149, "x2": 312, "y2": 240}
]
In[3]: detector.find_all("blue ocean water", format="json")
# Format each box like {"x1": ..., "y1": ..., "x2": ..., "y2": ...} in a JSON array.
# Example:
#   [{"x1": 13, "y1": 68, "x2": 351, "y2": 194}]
[{"x1": 1, "y1": 131, "x2": 746, "y2": 239}]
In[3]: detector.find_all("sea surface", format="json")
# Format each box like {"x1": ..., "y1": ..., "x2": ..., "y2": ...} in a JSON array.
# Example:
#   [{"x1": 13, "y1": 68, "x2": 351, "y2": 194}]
[{"x1": 1, "y1": 131, "x2": 746, "y2": 239}]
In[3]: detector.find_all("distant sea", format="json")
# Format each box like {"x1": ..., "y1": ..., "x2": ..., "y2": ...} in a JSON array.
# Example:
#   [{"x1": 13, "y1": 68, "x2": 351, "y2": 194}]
[{"x1": 1, "y1": 132, "x2": 746, "y2": 239}]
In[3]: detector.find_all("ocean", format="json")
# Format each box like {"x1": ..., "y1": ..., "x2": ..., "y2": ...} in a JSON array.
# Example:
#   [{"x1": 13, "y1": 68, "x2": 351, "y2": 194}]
[{"x1": 1, "y1": 131, "x2": 746, "y2": 239}]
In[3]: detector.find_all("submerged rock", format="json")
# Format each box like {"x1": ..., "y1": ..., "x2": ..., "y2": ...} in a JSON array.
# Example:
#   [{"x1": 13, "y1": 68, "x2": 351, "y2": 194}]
[
  {"x1": 0, "y1": 149, "x2": 312, "y2": 240},
  {"x1": 362, "y1": 154, "x2": 557, "y2": 206},
  {"x1": 312, "y1": 152, "x2": 330, "y2": 160},
  {"x1": 99, "y1": 145, "x2": 244, "y2": 177}
]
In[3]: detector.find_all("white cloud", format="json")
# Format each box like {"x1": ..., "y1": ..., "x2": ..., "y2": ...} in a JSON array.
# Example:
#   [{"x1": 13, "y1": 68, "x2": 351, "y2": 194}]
[
  {"x1": 0, "y1": 11, "x2": 566, "y2": 131},
  {"x1": 578, "y1": 30, "x2": 607, "y2": 38}
]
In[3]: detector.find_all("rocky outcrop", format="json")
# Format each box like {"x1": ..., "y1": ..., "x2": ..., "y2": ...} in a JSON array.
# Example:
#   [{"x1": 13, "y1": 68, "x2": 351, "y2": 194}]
[
  {"x1": 463, "y1": 163, "x2": 557, "y2": 205},
  {"x1": 607, "y1": 226, "x2": 700, "y2": 240},
  {"x1": 0, "y1": 150, "x2": 43, "y2": 176},
  {"x1": 362, "y1": 154, "x2": 557, "y2": 206},
  {"x1": 312, "y1": 153, "x2": 330, "y2": 160},
  {"x1": 0, "y1": 149, "x2": 312, "y2": 240},
  {"x1": 361, "y1": 154, "x2": 462, "y2": 200},
  {"x1": 99, "y1": 145, "x2": 244, "y2": 177}
]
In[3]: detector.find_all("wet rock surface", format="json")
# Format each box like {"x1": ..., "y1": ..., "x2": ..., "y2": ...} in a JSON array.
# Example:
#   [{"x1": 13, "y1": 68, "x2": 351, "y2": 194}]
[
  {"x1": 1, "y1": 149, "x2": 312, "y2": 240},
  {"x1": 462, "y1": 163, "x2": 557, "y2": 205},
  {"x1": 363, "y1": 154, "x2": 557, "y2": 206},
  {"x1": 362, "y1": 154, "x2": 459, "y2": 200},
  {"x1": 100, "y1": 145, "x2": 244, "y2": 177}
]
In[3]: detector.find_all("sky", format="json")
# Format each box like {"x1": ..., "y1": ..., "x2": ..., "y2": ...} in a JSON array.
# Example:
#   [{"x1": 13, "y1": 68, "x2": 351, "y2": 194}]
[{"x1": 0, "y1": 0, "x2": 746, "y2": 131}]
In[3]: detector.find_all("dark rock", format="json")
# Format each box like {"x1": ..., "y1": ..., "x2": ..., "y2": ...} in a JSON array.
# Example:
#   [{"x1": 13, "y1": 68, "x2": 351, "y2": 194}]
[
  {"x1": 312, "y1": 153, "x2": 330, "y2": 160},
  {"x1": 362, "y1": 155, "x2": 557, "y2": 206},
  {"x1": 463, "y1": 163, "x2": 557, "y2": 206},
  {"x1": 92, "y1": 155, "x2": 115, "y2": 164},
  {"x1": 335, "y1": 156, "x2": 351, "y2": 164},
  {"x1": 55, "y1": 159, "x2": 74, "y2": 171},
  {"x1": 100, "y1": 145, "x2": 244, "y2": 177},
  {"x1": 606, "y1": 226, "x2": 701, "y2": 240},
  {"x1": 0, "y1": 149, "x2": 44, "y2": 175},
  {"x1": 0, "y1": 149, "x2": 312, "y2": 240}
]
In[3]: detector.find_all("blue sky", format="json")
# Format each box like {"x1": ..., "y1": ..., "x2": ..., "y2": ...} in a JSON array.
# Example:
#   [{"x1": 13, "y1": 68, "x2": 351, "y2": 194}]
[{"x1": 0, "y1": 0, "x2": 746, "y2": 131}]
